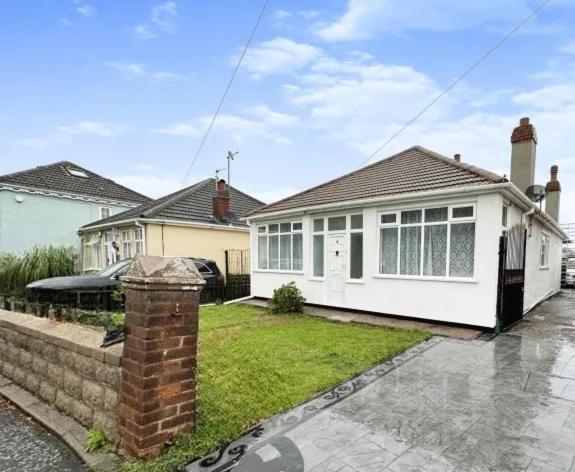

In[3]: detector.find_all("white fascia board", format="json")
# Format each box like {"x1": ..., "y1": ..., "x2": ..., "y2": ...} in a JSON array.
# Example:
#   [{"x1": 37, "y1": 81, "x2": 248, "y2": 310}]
[
  {"x1": 246, "y1": 183, "x2": 507, "y2": 223},
  {"x1": 0, "y1": 183, "x2": 142, "y2": 208},
  {"x1": 245, "y1": 182, "x2": 568, "y2": 240}
]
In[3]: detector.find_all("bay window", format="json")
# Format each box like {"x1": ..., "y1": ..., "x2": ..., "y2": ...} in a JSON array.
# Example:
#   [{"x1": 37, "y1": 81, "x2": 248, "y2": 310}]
[
  {"x1": 379, "y1": 205, "x2": 476, "y2": 278},
  {"x1": 121, "y1": 229, "x2": 133, "y2": 258},
  {"x1": 134, "y1": 228, "x2": 144, "y2": 255},
  {"x1": 257, "y1": 222, "x2": 303, "y2": 271}
]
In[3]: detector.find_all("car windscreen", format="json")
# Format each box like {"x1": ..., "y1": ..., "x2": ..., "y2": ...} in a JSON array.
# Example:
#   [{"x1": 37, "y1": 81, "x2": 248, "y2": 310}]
[
  {"x1": 568, "y1": 260, "x2": 575, "y2": 270},
  {"x1": 97, "y1": 259, "x2": 132, "y2": 277}
]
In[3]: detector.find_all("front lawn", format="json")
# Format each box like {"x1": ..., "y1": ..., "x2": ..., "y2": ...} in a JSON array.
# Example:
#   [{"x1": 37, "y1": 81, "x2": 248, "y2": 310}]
[{"x1": 123, "y1": 304, "x2": 430, "y2": 472}]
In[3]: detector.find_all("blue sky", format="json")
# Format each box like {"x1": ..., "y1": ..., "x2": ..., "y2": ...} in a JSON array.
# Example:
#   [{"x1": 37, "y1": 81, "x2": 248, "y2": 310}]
[{"x1": 1, "y1": 0, "x2": 575, "y2": 222}]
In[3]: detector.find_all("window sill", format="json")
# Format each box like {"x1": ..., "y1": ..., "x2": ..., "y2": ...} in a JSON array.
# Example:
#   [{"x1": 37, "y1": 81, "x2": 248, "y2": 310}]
[
  {"x1": 539, "y1": 266, "x2": 550, "y2": 271},
  {"x1": 346, "y1": 279, "x2": 365, "y2": 284},
  {"x1": 372, "y1": 274, "x2": 477, "y2": 283},
  {"x1": 309, "y1": 277, "x2": 325, "y2": 282},
  {"x1": 254, "y1": 269, "x2": 305, "y2": 275}
]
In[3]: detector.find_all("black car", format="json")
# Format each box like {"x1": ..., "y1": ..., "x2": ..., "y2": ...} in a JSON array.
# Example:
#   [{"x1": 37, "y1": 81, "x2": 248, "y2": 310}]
[{"x1": 26, "y1": 257, "x2": 225, "y2": 308}]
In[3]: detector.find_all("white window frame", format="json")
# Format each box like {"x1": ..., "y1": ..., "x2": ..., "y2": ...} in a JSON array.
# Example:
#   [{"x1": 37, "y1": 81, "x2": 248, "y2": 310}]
[
  {"x1": 100, "y1": 207, "x2": 112, "y2": 219},
  {"x1": 255, "y1": 222, "x2": 303, "y2": 273},
  {"x1": 376, "y1": 203, "x2": 477, "y2": 282},
  {"x1": 121, "y1": 229, "x2": 133, "y2": 259},
  {"x1": 134, "y1": 227, "x2": 145, "y2": 256},
  {"x1": 84, "y1": 234, "x2": 102, "y2": 271},
  {"x1": 540, "y1": 233, "x2": 550, "y2": 269},
  {"x1": 311, "y1": 218, "x2": 326, "y2": 280},
  {"x1": 348, "y1": 214, "x2": 364, "y2": 282}
]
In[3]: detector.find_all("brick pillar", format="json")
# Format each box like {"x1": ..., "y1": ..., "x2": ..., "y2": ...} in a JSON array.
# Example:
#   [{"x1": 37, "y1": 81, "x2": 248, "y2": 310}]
[{"x1": 118, "y1": 256, "x2": 205, "y2": 460}]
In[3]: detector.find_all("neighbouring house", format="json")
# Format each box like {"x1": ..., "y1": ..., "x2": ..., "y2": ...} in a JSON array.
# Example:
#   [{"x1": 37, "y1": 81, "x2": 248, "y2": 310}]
[
  {"x1": 0, "y1": 161, "x2": 151, "y2": 254},
  {"x1": 78, "y1": 178, "x2": 264, "y2": 274},
  {"x1": 247, "y1": 118, "x2": 567, "y2": 330}
]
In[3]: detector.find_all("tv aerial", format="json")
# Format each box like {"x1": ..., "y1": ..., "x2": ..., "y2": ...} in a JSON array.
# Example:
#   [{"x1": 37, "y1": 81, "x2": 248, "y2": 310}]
[
  {"x1": 226, "y1": 150, "x2": 238, "y2": 187},
  {"x1": 215, "y1": 167, "x2": 226, "y2": 181}
]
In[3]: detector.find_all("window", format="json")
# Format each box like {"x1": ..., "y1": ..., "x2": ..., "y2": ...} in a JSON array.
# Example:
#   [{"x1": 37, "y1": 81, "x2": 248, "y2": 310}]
[
  {"x1": 378, "y1": 204, "x2": 476, "y2": 278},
  {"x1": 502, "y1": 206, "x2": 508, "y2": 227},
  {"x1": 100, "y1": 207, "x2": 112, "y2": 219},
  {"x1": 350, "y1": 214, "x2": 363, "y2": 279},
  {"x1": 540, "y1": 234, "x2": 550, "y2": 267},
  {"x1": 257, "y1": 222, "x2": 302, "y2": 271},
  {"x1": 65, "y1": 166, "x2": 88, "y2": 178},
  {"x1": 194, "y1": 262, "x2": 212, "y2": 274},
  {"x1": 328, "y1": 216, "x2": 346, "y2": 231},
  {"x1": 85, "y1": 234, "x2": 102, "y2": 270},
  {"x1": 312, "y1": 218, "x2": 325, "y2": 277},
  {"x1": 104, "y1": 231, "x2": 117, "y2": 266},
  {"x1": 121, "y1": 230, "x2": 132, "y2": 258},
  {"x1": 134, "y1": 228, "x2": 144, "y2": 255}
]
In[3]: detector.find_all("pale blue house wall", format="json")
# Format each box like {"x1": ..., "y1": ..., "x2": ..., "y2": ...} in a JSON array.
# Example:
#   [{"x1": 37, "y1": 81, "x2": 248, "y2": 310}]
[{"x1": 0, "y1": 189, "x2": 134, "y2": 254}]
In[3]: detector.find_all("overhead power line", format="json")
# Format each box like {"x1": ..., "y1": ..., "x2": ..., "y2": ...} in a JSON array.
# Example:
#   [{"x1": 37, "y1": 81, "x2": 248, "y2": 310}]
[
  {"x1": 358, "y1": 0, "x2": 553, "y2": 168},
  {"x1": 181, "y1": 0, "x2": 270, "y2": 187}
]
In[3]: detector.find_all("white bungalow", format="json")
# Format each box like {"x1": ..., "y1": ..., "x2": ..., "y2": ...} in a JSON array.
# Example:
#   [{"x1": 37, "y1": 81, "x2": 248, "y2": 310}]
[{"x1": 246, "y1": 118, "x2": 567, "y2": 330}]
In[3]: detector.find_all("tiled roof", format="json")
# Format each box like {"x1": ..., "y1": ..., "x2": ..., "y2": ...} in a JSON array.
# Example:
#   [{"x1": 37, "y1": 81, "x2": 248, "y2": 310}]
[
  {"x1": 0, "y1": 161, "x2": 151, "y2": 205},
  {"x1": 82, "y1": 178, "x2": 265, "y2": 229},
  {"x1": 250, "y1": 146, "x2": 505, "y2": 215}
]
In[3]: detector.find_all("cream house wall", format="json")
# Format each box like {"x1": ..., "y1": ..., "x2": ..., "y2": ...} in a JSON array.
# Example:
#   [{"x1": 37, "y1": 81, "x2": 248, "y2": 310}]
[{"x1": 145, "y1": 223, "x2": 250, "y2": 275}]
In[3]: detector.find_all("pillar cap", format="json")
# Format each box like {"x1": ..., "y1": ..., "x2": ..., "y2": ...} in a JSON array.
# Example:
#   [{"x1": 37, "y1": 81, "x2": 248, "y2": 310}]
[{"x1": 121, "y1": 256, "x2": 206, "y2": 290}]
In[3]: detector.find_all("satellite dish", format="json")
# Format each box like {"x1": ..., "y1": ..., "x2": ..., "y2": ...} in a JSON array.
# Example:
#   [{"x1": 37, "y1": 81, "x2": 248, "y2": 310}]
[{"x1": 525, "y1": 184, "x2": 547, "y2": 203}]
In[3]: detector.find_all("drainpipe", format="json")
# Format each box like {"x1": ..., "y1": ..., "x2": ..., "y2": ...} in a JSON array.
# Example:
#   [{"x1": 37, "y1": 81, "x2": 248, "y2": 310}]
[{"x1": 522, "y1": 208, "x2": 536, "y2": 238}]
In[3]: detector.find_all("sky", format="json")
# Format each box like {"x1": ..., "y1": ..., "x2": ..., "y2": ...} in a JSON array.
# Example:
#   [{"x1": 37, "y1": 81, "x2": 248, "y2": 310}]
[{"x1": 1, "y1": 0, "x2": 574, "y2": 223}]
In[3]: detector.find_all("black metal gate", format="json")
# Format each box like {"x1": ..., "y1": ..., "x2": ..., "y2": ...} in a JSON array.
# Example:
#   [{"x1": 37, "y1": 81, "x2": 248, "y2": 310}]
[{"x1": 496, "y1": 225, "x2": 527, "y2": 331}]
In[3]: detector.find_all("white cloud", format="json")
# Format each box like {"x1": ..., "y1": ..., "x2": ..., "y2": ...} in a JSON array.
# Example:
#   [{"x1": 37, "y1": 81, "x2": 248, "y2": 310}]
[
  {"x1": 132, "y1": 25, "x2": 157, "y2": 40},
  {"x1": 560, "y1": 40, "x2": 575, "y2": 55},
  {"x1": 111, "y1": 173, "x2": 180, "y2": 199},
  {"x1": 240, "y1": 38, "x2": 322, "y2": 78},
  {"x1": 132, "y1": 1, "x2": 178, "y2": 40},
  {"x1": 151, "y1": 1, "x2": 178, "y2": 32},
  {"x1": 105, "y1": 62, "x2": 186, "y2": 82},
  {"x1": 274, "y1": 10, "x2": 292, "y2": 21},
  {"x1": 17, "y1": 121, "x2": 126, "y2": 149},
  {"x1": 513, "y1": 84, "x2": 575, "y2": 110},
  {"x1": 315, "y1": 0, "x2": 556, "y2": 41},
  {"x1": 153, "y1": 122, "x2": 200, "y2": 136},
  {"x1": 71, "y1": 1, "x2": 96, "y2": 18},
  {"x1": 155, "y1": 106, "x2": 297, "y2": 145}
]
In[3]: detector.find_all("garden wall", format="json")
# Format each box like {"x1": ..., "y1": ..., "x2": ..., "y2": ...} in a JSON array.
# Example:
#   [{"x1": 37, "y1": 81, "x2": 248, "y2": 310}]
[{"x1": 0, "y1": 308, "x2": 122, "y2": 444}]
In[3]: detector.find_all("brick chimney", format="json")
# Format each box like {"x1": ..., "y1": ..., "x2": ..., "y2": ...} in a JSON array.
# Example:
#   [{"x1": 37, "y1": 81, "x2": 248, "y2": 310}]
[
  {"x1": 213, "y1": 179, "x2": 230, "y2": 221},
  {"x1": 453, "y1": 154, "x2": 461, "y2": 163},
  {"x1": 545, "y1": 165, "x2": 561, "y2": 222},
  {"x1": 510, "y1": 117, "x2": 537, "y2": 194}
]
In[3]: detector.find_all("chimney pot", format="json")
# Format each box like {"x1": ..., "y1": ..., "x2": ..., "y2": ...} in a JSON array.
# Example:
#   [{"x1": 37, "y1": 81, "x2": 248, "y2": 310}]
[
  {"x1": 453, "y1": 154, "x2": 461, "y2": 162},
  {"x1": 510, "y1": 117, "x2": 537, "y2": 194},
  {"x1": 217, "y1": 179, "x2": 226, "y2": 191},
  {"x1": 545, "y1": 165, "x2": 561, "y2": 221}
]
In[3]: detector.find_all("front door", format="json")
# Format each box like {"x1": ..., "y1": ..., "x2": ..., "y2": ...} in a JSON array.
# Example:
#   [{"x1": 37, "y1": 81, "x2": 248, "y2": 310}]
[{"x1": 327, "y1": 234, "x2": 347, "y2": 306}]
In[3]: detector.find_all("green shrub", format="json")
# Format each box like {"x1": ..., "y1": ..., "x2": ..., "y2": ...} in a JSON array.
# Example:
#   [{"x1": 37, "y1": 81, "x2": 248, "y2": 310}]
[
  {"x1": 0, "y1": 246, "x2": 78, "y2": 296},
  {"x1": 85, "y1": 428, "x2": 112, "y2": 453},
  {"x1": 268, "y1": 282, "x2": 306, "y2": 314},
  {"x1": 68, "y1": 309, "x2": 125, "y2": 328}
]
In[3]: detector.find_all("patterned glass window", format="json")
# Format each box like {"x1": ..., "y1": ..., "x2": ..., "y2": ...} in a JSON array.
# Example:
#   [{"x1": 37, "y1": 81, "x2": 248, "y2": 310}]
[
  {"x1": 449, "y1": 223, "x2": 475, "y2": 277},
  {"x1": 379, "y1": 228, "x2": 398, "y2": 274},
  {"x1": 379, "y1": 204, "x2": 475, "y2": 278}
]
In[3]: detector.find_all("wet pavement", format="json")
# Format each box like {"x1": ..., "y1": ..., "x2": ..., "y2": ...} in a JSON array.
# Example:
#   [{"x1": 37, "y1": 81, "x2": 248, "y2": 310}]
[
  {"x1": 0, "y1": 396, "x2": 87, "y2": 472},
  {"x1": 189, "y1": 290, "x2": 575, "y2": 472}
]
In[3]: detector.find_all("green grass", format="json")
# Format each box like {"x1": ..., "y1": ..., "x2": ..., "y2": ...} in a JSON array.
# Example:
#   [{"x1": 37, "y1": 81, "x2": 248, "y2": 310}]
[{"x1": 122, "y1": 304, "x2": 430, "y2": 472}]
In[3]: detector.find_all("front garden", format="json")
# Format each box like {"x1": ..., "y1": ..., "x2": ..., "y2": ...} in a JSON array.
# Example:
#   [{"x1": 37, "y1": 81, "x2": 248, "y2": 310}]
[{"x1": 122, "y1": 303, "x2": 430, "y2": 472}]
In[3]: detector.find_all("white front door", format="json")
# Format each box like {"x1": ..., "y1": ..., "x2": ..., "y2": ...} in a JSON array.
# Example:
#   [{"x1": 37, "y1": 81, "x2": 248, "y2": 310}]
[{"x1": 327, "y1": 233, "x2": 347, "y2": 305}]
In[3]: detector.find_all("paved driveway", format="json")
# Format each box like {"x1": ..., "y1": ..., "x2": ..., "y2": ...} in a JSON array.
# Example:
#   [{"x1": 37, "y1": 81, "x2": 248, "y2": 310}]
[{"x1": 189, "y1": 290, "x2": 575, "y2": 472}]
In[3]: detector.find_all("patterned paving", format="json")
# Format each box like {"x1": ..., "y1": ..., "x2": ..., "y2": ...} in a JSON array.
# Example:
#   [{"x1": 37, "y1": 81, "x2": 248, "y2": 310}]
[{"x1": 188, "y1": 290, "x2": 575, "y2": 472}]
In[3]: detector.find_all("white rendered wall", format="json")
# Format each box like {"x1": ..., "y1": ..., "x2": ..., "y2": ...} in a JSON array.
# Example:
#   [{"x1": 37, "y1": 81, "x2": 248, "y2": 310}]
[
  {"x1": 506, "y1": 204, "x2": 562, "y2": 312},
  {"x1": 251, "y1": 192, "x2": 503, "y2": 328}
]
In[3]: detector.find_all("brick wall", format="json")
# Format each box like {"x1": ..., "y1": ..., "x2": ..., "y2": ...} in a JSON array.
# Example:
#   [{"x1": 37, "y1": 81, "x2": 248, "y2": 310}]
[{"x1": 0, "y1": 309, "x2": 122, "y2": 444}]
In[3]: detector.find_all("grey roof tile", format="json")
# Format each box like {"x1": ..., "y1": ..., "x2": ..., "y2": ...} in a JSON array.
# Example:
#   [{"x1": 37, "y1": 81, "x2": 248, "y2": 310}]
[
  {"x1": 82, "y1": 178, "x2": 264, "y2": 229},
  {"x1": 0, "y1": 161, "x2": 151, "y2": 205},
  {"x1": 250, "y1": 146, "x2": 505, "y2": 215}
]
